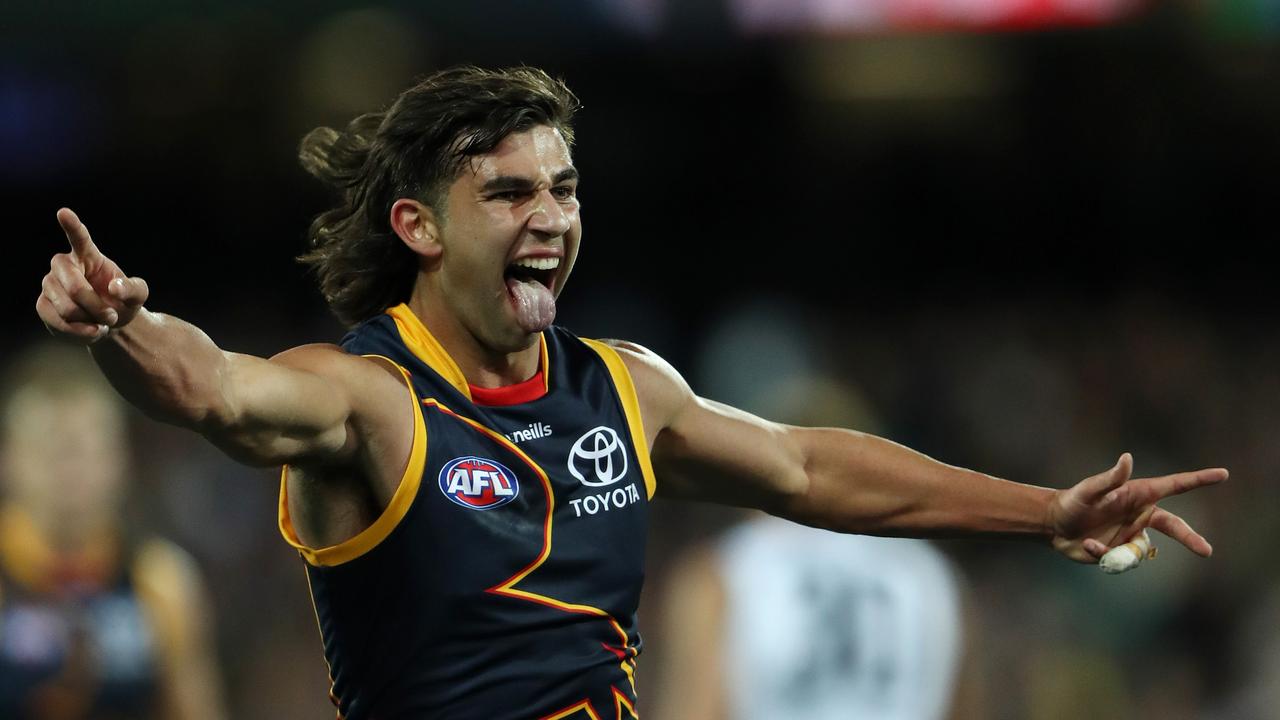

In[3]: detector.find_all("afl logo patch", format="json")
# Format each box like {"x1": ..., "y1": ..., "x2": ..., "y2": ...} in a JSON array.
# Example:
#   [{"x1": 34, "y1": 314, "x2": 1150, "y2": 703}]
[
  {"x1": 438, "y1": 456, "x2": 520, "y2": 510},
  {"x1": 568, "y1": 426, "x2": 628, "y2": 487}
]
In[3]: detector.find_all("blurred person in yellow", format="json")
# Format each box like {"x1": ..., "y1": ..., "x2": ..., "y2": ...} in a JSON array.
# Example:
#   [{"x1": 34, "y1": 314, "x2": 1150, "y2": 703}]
[
  {"x1": 0, "y1": 344, "x2": 227, "y2": 720},
  {"x1": 34, "y1": 66, "x2": 1225, "y2": 719}
]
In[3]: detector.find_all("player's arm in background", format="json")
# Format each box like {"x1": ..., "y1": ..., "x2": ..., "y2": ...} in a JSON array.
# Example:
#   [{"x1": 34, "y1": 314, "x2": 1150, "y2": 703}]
[
  {"x1": 609, "y1": 342, "x2": 1227, "y2": 563},
  {"x1": 133, "y1": 539, "x2": 229, "y2": 720},
  {"x1": 646, "y1": 545, "x2": 729, "y2": 720},
  {"x1": 35, "y1": 209, "x2": 404, "y2": 468}
]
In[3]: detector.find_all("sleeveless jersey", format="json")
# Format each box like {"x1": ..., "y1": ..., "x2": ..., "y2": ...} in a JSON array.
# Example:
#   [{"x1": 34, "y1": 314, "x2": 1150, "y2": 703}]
[
  {"x1": 0, "y1": 509, "x2": 161, "y2": 720},
  {"x1": 279, "y1": 304, "x2": 654, "y2": 720},
  {"x1": 717, "y1": 516, "x2": 962, "y2": 720}
]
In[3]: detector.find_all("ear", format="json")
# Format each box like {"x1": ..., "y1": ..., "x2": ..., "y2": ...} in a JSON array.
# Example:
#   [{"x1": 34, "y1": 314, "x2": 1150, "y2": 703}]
[{"x1": 390, "y1": 198, "x2": 443, "y2": 261}]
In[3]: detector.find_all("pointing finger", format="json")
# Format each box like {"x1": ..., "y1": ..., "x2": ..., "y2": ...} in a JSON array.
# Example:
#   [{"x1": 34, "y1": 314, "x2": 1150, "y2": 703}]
[
  {"x1": 57, "y1": 208, "x2": 102, "y2": 263},
  {"x1": 1109, "y1": 468, "x2": 1229, "y2": 508},
  {"x1": 1149, "y1": 507, "x2": 1213, "y2": 557}
]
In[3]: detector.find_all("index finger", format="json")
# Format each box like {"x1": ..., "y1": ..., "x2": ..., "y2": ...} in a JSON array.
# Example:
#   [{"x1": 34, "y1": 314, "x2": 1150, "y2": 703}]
[
  {"x1": 1111, "y1": 467, "x2": 1229, "y2": 507},
  {"x1": 57, "y1": 208, "x2": 101, "y2": 261}
]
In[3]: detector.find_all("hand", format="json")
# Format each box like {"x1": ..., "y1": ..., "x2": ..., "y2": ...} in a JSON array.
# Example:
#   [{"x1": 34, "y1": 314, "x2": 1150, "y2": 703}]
[
  {"x1": 1048, "y1": 453, "x2": 1227, "y2": 564},
  {"x1": 36, "y1": 208, "x2": 150, "y2": 344}
]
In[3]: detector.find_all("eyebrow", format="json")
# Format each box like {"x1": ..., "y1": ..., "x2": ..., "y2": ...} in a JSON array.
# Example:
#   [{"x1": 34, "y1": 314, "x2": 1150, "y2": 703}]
[
  {"x1": 479, "y1": 167, "x2": 579, "y2": 194},
  {"x1": 553, "y1": 167, "x2": 579, "y2": 184}
]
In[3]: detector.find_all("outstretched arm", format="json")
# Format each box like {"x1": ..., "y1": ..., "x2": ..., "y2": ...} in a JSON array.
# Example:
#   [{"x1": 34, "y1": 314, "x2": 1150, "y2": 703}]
[
  {"x1": 35, "y1": 209, "x2": 395, "y2": 467},
  {"x1": 616, "y1": 342, "x2": 1225, "y2": 563}
]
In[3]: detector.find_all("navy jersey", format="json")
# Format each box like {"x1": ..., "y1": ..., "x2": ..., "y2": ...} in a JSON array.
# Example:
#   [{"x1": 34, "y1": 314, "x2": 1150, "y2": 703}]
[
  {"x1": 279, "y1": 304, "x2": 654, "y2": 720},
  {"x1": 0, "y1": 510, "x2": 161, "y2": 720}
]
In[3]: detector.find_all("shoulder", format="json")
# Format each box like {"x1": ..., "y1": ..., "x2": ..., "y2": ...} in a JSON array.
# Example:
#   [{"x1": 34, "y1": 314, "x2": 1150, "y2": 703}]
[
  {"x1": 592, "y1": 339, "x2": 695, "y2": 434},
  {"x1": 269, "y1": 342, "x2": 415, "y2": 448},
  {"x1": 594, "y1": 340, "x2": 692, "y2": 401},
  {"x1": 269, "y1": 343, "x2": 409, "y2": 398},
  {"x1": 270, "y1": 342, "x2": 375, "y2": 374}
]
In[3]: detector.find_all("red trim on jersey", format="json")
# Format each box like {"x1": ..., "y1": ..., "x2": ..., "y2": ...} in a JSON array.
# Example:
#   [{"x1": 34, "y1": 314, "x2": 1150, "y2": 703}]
[{"x1": 469, "y1": 371, "x2": 547, "y2": 406}]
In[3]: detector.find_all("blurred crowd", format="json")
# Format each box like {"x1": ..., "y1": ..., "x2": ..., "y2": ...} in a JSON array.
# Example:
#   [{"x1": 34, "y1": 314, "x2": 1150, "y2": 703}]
[
  {"x1": 3, "y1": 0, "x2": 1276, "y2": 717},
  {"x1": 5, "y1": 290, "x2": 1272, "y2": 718},
  {"x1": 638, "y1": 297, "x2": 1279, "y2": 720}
]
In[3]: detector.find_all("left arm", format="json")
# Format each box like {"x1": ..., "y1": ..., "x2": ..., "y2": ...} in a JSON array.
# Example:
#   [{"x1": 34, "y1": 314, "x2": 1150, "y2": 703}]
[{"x1": 614, "y1": 342, "x2": 1225, "y2": 562}]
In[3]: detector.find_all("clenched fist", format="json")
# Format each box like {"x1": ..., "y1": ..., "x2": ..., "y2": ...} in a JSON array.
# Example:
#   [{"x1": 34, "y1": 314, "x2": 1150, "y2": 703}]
[{"x1": 36, "y1": 209, "x2": 150, "y2": 343}]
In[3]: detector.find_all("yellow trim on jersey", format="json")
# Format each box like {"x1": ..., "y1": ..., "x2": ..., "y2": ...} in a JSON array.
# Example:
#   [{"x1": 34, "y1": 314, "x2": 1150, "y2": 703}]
[
  {"x1": 613, "y1": 687, "x2": 640, "y2": 719},
  {"x1": 579, "y1": 340, "x2": 657, "y2": 500},
  {"x1": 386, "y1": 304, "x2": 472, "y2": 399},
  {"x1": 0, "y1": 505, "x2": 119, "y2": 592},
  {"x1": 385, "y1": 303, "x2": 551, "y2": 401},
  {"x1": 0, "y1": 506, "x2": 54, "y2": 590},
  {"x1": 425, "y1": 397, "x2": 642, "y2": 698},
  {"x1": 540, "y1": 334, "x2": 551, "y2": 394},
  {"x1": 278, "y1": 355, "x2": 428, "y2": 567}
]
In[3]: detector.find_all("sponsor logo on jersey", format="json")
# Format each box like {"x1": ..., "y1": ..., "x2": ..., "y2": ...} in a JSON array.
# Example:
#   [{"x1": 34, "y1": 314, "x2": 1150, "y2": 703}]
[
  {"x1": 438, "y1": 456, "x2": 520, "y2": 510},
  {"x1": 503, "y1": 422, "x2": 553, "y2": 444},
  {"x1": 569, "y1": 483, "x2": 642, "y2": 518},
  {"x1": 568, "y1": 426, "x2": 628, "y2": 487}
]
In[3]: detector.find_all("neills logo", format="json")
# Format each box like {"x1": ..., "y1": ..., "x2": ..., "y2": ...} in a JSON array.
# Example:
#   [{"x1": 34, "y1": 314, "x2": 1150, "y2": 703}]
[{"x1": 504, "y1": 422, "x2": 552, "y2": 445}]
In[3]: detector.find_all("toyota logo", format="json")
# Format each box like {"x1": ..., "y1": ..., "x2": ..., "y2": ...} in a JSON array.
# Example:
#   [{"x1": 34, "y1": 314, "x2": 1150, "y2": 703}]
[{"x1": 567, "y1": 426, "x2": 628, "y2": 487}]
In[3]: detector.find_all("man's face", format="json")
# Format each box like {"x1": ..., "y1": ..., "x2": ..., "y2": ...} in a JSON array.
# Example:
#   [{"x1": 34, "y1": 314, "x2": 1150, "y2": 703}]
[
  {"x1": 1, "y1": 390, "x2": 127, "y2": 525},
  {"x1": 430, "y1": 125, "x2": 581, "y2": 355}
]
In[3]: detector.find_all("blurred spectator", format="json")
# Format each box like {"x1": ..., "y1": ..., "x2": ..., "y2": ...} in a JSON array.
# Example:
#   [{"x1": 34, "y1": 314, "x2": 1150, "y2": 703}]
[
  {"x1": 649, "y1": 309, "x2": 980, "y2": 719},
  {"x1": 649, "y1": 514, "x2": 975, "y2": 720},
  {"x1": 0, "y1": 344, "x2": 227, "y2": 720}
]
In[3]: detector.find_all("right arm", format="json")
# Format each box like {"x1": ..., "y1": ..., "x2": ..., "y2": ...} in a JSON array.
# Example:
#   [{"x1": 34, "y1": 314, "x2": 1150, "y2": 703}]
[
  {"x1": 36, "y1": 208, "x2": 391, "y2": 467},
  {"x1": 93, "y1": 314, "x2": 360, "y2": 466}
]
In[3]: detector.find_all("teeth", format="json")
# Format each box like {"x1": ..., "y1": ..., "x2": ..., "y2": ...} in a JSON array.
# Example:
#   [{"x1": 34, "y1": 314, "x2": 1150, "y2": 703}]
[{"x1": 512, "y1": 257, "x2": 560, "y2": 271}]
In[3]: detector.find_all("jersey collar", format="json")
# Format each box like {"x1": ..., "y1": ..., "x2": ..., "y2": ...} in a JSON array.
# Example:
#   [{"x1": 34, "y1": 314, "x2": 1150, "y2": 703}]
[{"x1": 385, "y1": 304, "x2": 550, "y2": 402}]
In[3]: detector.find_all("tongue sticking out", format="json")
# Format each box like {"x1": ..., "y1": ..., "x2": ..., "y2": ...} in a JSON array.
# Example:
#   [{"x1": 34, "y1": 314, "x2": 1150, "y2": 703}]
[{"x1": 506, "y1": 277, "x2": 556, "y2": 333}]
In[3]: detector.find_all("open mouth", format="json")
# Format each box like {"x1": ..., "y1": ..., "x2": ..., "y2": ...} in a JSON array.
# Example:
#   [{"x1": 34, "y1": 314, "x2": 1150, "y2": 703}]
[
  {"x1": 504, "y1": 257, "x2": 559, "y2": 292},
  {"x1": 502, "y1": 256, "x2": 561, "y2": 332}
]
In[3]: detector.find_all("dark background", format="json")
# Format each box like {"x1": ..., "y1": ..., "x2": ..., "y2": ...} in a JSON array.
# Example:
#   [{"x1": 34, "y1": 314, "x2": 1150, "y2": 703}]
[{"x1": 3, "y1": 1, "x2": 1277, "y2": 717}]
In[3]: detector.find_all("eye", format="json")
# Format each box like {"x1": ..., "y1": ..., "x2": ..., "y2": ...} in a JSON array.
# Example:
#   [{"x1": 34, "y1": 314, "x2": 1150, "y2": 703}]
[
  {"x1": 551, "y1": 185, "x2": 576, "y2": 201},
  {"x1": 487, "y1": 190, "x2": 531, "y2": 203}
]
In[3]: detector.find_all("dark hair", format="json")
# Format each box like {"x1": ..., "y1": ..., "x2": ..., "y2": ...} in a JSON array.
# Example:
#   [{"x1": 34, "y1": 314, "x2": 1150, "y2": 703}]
[{"x1": 298, "y1": 66, "x2": 580, "y2": 327}]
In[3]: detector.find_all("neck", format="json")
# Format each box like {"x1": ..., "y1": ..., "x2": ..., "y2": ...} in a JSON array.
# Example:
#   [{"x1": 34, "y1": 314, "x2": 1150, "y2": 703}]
[{"x1": 407, "y1": 288, "x2": 541, "y2": 389}]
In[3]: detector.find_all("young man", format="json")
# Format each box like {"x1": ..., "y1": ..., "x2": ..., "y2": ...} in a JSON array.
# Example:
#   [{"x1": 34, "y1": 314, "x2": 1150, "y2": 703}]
[
  {"x1": 0, "y1": 344, "x2": 227, "y2": 720},
  {"x1": 36, "y1": 67, "x2": 1225, "y2": 720}
]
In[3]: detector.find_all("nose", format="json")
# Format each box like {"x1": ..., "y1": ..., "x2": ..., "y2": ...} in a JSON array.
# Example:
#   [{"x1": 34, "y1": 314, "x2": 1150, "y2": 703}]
[{"x1": 527, "y1": 189, "x2": 572, "y2": 238}]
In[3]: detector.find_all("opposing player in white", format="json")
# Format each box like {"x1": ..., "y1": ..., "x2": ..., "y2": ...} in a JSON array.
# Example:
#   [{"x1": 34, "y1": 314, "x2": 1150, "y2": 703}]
[{"x1": 651, "y1": 515, "x2": 967, "y2": 720}]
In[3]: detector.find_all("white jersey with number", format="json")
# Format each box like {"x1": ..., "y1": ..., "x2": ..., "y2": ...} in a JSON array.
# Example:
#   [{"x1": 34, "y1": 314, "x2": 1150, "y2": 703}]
[{"x1": 717, "y1": 516, "x2": 963, "y2": 720}]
